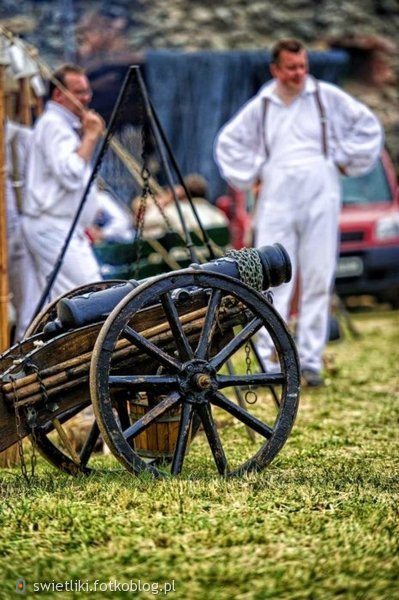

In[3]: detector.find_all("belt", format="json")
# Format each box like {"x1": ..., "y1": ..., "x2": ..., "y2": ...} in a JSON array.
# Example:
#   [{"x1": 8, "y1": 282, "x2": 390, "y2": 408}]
[
  {"x1": 21, "y1": 212, "x2": 41, "y2": 218},
  {"x1": 21, "y1": 212, "x2": 72, "y2": 219}
]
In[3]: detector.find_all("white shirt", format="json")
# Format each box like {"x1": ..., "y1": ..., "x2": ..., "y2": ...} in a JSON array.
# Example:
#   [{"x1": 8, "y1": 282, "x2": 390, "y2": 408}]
[
  {"x1": 214, "y1": 75, "x2": 383, "y2": 190},
  {"x1": 5, "y1": 120, "x2": 32, "y2": 229},
  {"x1": 24, "y1": 101, "x2": 98, "y2": 229}
]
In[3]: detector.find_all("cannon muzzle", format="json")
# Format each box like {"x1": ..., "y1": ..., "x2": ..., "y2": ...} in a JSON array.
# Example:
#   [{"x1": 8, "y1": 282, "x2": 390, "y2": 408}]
[
  {"x1": 54, "y1": 244, "x2": 291, "y2": 331},
  {"x1": 194, "y1": 243, "x2": 291, "y2": 290}
]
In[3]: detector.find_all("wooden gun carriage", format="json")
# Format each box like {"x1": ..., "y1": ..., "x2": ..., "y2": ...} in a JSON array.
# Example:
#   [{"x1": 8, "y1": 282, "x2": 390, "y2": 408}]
[{"x1": 0, "y1": 244, "x2": 300, "y2": 478}]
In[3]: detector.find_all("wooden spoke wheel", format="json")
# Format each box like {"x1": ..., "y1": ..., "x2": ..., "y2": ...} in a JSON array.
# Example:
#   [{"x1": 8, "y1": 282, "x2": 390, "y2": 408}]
[
  {"x1": 90, "y1": 270, "x2": 300, "y2": 478},
  {"x1": 32, "y1": 404, "x2": 99, "y2": 476},
  {"x1": 31, "y1": 400, "x2": 131, "y2": 476},
  {"x1": 24, "y1": 281, "x2": 124, "y2": 475},
  {"x1": 0, "y1": 324, "x2": 122, "y2": 476}
]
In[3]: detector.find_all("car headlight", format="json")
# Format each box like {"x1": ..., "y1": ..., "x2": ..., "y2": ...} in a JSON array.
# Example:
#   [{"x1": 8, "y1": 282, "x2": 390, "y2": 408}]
[{"x1": 375, "y1": 215, "x2": 399, "y2": 240}]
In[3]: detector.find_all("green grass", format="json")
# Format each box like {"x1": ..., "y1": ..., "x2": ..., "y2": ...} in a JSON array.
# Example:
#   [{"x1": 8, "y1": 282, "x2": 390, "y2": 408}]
[{"x1": 0, "y1": 310, "x2": 398, "y2": 599}]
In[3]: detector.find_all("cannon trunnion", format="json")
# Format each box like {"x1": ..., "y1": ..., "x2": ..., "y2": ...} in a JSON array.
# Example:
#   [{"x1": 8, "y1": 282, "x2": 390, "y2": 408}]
[{"x1": 0, "y1": 245, "x2": 300, "y2": 478}]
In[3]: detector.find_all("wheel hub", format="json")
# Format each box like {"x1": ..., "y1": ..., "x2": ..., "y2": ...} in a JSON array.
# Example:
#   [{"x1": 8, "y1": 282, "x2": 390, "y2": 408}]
[{"x1": 178, "y1": 360, "x2": 218, "y2": 403}]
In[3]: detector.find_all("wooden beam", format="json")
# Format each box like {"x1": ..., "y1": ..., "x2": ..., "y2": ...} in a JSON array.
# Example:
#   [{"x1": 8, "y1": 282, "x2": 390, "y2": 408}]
[
  {"x1": 0, "y1": 63, "x2": 9, "y2": 352},
  {"x1": 0, "y1": 62, "x2": 16, "y2": 467}
]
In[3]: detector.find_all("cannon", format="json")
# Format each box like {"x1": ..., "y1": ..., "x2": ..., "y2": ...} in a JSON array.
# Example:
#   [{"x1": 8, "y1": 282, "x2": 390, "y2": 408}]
[{"x1": 0, "y1": 244, "x2": 300, "y2": 478}]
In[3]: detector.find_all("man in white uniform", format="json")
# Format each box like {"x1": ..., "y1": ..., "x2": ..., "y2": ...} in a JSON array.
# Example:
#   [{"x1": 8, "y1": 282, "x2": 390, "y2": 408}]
[
  {"x1": 5, "y1": 120, "x2": 41, "y2": 340},
  {"x1": 23, "y1": 64, "x2": 105, "y2": 302},
  {"x1": 214, "y1": 39, "x2": 383, "y2": 386}
]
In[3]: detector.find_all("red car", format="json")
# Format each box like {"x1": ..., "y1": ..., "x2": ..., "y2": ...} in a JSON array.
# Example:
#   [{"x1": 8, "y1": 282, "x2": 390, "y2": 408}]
[
  {"x1": 217, "y1": 150, "x2": 399, "y2": 308},
  {"x1": 336, "y1": 151, "x2": 399, "y2": 308}
]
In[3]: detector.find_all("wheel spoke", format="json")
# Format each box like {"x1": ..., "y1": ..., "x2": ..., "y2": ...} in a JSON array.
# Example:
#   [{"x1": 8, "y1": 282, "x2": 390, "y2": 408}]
[
  {"x1": 212, "y1": 392, "x2": 274, "y2": 438},
  {"x1": 210, "y1": 316, "x2": 263, "y2": 370},
  {"x1": 161, "y1": 291, "x2": 193, "y2": 361},
  {"x1": 196, "y1": 402, "x2": 228, "y2": 475},
  {"x1": 79, "y1": 420, "x2": 101, "y2": 466},
  {"x1": 123, "y1": 324, "x2": 181, "y2": 371},
  {"x1": 217, "y1": 372, "x2": 285, "y2": 388},
  {"x1": 171, "y1": 402, "x2": 194, "y2": 475},
  {"x1": 195, "y1": 288, "x2": 223, "y2": 359},
  {"x1": 109, "y1": 374, "x2": 178, "y2": 391},
  {"x1": 51, "y1": 417, "x2": 82, "y2": 464},
  {"x1": 123, "y1": 392, "x2": 181, "y2": 442},
  {"x1": 38, "y1": 403, "x2": 91, "y2": 434}
]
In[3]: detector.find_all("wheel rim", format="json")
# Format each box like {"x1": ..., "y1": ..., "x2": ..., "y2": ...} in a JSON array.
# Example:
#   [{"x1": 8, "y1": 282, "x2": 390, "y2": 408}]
[
  {"x1": 90, "y1": 270, "x2": 300, "y2": 477},
  {"x1": 24, "y1": 281, "x2": 124, "y2": 475}
]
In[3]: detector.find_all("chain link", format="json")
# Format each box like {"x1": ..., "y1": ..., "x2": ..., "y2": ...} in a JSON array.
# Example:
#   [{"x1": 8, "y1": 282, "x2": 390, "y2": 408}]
[
  {"x1": 225, "y1": 248, "x2": 263, "y2": 291},
  {"x1": 28, "y1": 361, "x2": 49, "y2": 406},
  {"x1": 244, "y1": 343, "x2": 258, "y2": 404},
  {"x1": 131, "y1": 121, "x2": 151, "y2": 279},
  {"x1": 132, "y1": 118, "x2": 176, "y2": 278},
  {"x1": 264, "y1": 290, "x2": 274, "y2": 304},
  {"x1": 11, "y1": 375, "x2": 36, "y2": 482},
  {"x1": 223, "y1": 248, "x2": 263, "y2": 404}
]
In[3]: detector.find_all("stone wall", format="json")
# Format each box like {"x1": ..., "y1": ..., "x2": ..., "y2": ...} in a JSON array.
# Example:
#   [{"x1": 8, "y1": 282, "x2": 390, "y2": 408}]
[
  {"x1": 0, "y1": 0, "x2": 399, "y2": 58},
  {"x1": 2, "y1": 0, "x2": 399, "y2": 164},
  {"x1": 2, "y1": 1, "x2": 399, "y2": 56}
]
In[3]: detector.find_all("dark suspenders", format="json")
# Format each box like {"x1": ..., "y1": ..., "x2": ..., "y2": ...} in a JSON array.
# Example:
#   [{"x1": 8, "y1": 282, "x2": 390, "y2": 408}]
[
  {"x1": 262, "y1": 80, "x2": 328, "y2": 159},
  {"x1": 314, "y1": 80, "x2": 328, "y2": 158},
  {"x1": 261, "y1": 97, "x2": 270, "y2": 159}
]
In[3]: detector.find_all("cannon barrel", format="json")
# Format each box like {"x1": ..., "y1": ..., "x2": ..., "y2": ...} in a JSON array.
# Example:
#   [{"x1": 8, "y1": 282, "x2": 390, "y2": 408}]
[
  {"x1": 54, "y1": 244, "x2": 291, "y2": 330},
  {"x1": 194, "y1": 243, "x2": 291, "y2": 289}
]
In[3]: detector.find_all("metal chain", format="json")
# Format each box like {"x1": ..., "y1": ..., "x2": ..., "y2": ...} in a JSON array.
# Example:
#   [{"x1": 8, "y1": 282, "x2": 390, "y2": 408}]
[
  {"x1": 139, "y1": 167, "x2": 175, "y2": 235},
  {"x1": 10, "y1": 375, "x2": 36, "y2": 482},
  {"x1": 222, "y1": 249, "x2": 263, "y2": 403},
  {"x1": 133, "y1": 115, "x2": 178, "y2": 279},
  {"x1": 135, "y1": 167, "x2": 149, "y2": 234},
  {"x1": 150, "y1": 186, "x2": 175, "y2": 233},
  {"x1": 225, "y1": 248, "x2": 263, "y2": 291},
  {"x1": 264, "y1": 290, "x2": 274, "y2": 304},
  {"x1": 244, "y1": 343, "x2": 258, "y2": 404},
  {"x1": 131, "y1": 117, "x2": 152, "y2": 279},
  {"x1": 29, "y1": 425, "x2": 38, "y2": 477},
  {"x1": 22, "y1": 361, "x2": 48, "y2": 479},
  {"x1": 27, "y1": 361, "x2": 49, "y2": 406}
]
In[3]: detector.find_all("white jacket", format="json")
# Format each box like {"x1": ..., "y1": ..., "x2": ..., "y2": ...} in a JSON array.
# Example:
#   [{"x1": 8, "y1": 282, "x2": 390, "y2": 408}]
[
  {"x1": 214, "y1": 75, "x2": 383, "y2": 189},
  {"x1": 24, "y1": 101, "x2": 99, "y2": 229}
]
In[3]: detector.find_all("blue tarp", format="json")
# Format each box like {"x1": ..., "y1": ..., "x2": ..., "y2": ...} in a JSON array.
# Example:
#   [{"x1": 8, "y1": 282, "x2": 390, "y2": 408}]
[{"x1": 144, "y1": 49, "x2": 349, "y2": 201}]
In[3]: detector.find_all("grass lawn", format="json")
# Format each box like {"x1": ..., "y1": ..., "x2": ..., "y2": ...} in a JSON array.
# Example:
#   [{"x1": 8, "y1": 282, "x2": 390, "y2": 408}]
[{"x1": 0, "y1": 309, "x2": 398, "y2": 599}]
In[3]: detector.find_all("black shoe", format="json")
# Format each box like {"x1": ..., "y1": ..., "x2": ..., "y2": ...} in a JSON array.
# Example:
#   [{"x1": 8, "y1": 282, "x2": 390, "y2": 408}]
[{"x1": 301, "y1": 369, "x2": 324, "y2": 387}]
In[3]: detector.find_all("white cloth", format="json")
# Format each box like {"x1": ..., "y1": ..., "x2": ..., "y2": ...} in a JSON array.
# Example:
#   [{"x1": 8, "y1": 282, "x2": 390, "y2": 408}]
[
  {"x1": 94, "y1": 190, "x2": 135, "y2": 242},
  {"x1": 141, "y1": 197, "x2": 229, "y2": 238},
  {"x1": 5, "y1": 121, "x2": 41, "y2": 340},
  {"x1": 23, "y1": 101, "x2": 102, "y2": 301},
  {"x1": 22, "y1": 215, "x2": 102, "y2": 300},
  {"x1": 214, "y1": 75, "x2": 383, "y2": 372}
]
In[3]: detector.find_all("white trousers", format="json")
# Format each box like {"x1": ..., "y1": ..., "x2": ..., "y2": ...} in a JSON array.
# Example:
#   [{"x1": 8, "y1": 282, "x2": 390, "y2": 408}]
[
  {"x1": 255, "y1": 157, "x2": 341, "y2": 373},
  {"x1": 8, "y1": 220, "x2": 41, "y2": 340},
  {"x1": 22, "y1": 215, "x2": 102, "y2": 304}
]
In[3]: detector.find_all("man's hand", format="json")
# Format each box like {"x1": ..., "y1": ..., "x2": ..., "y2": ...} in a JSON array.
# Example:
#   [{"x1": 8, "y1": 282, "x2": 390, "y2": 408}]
[
  {"x1": 81, "y1": 109, "x2": 105, "y2": 139},
  {"x1": 77, "y1": 110, "x2": 105, "y2": 162}
]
